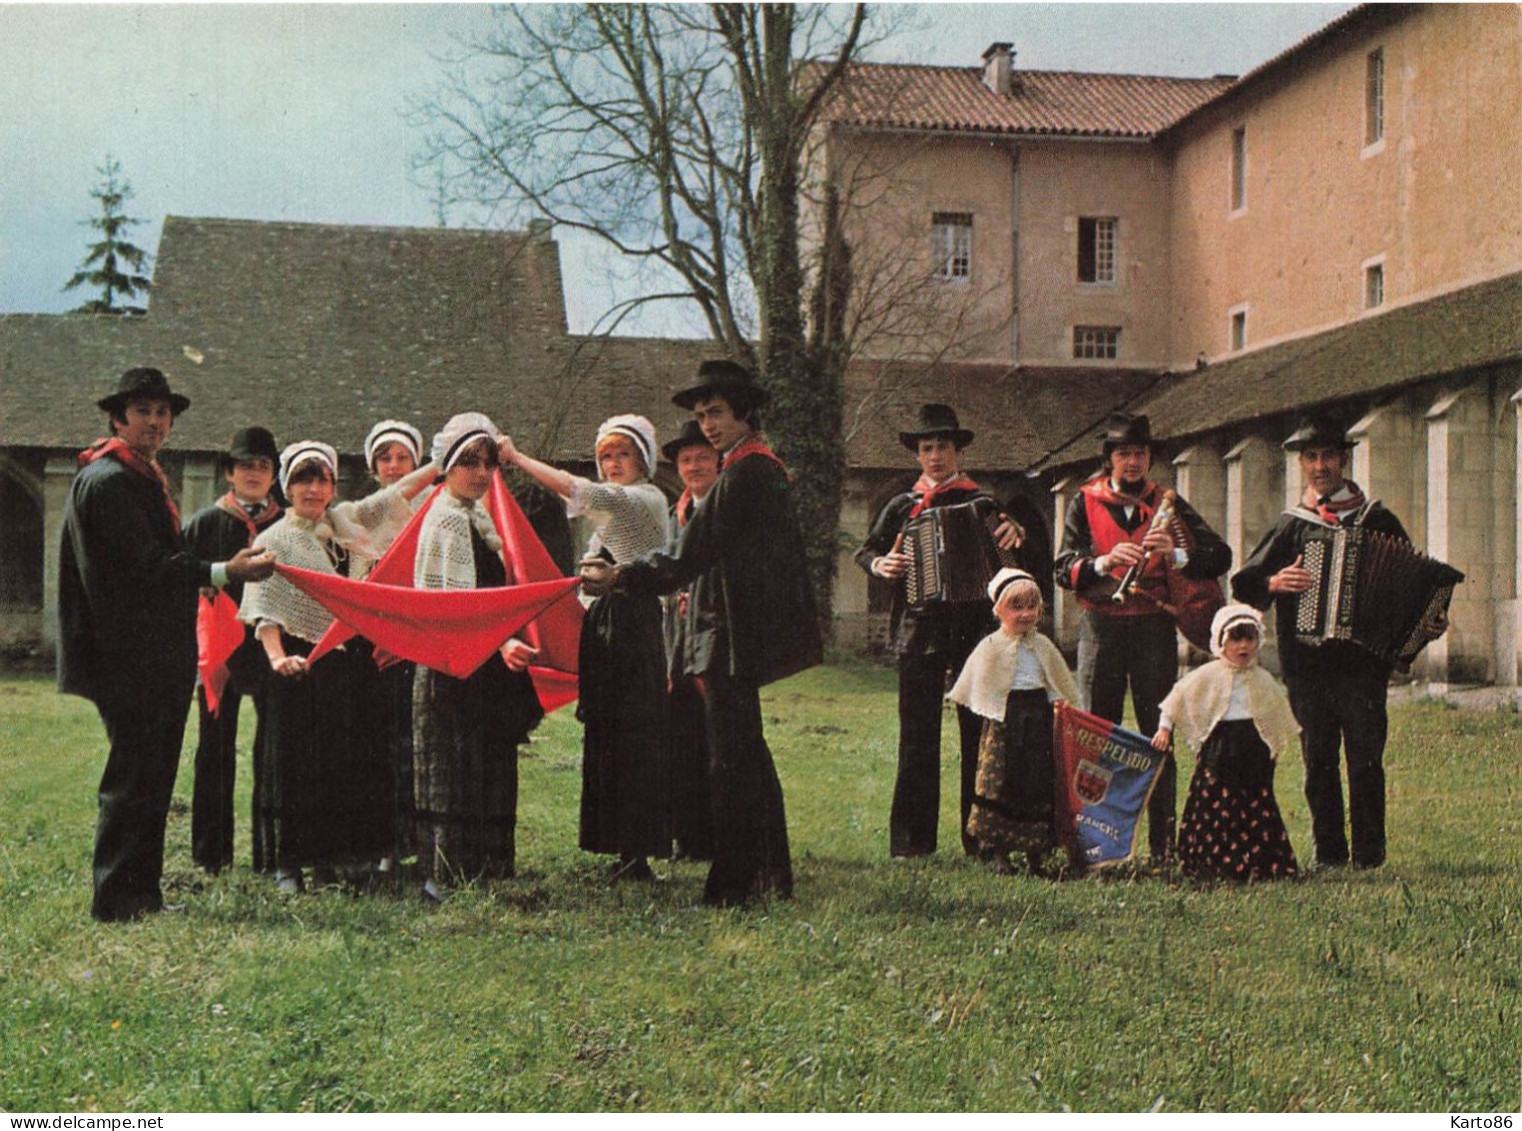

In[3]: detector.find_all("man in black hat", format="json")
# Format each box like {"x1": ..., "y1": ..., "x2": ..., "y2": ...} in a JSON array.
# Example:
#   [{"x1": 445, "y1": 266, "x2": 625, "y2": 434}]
[
  {"x1": 1231, "y1": 413, "x2": 1430, "y2": 870},
  {"x1": 660, "y1": 420, "x2": 721, "y2": 860},
  {"x1": 1054, "y1": 412, "x2": 1231, "y2": 863},
  {"x1": 582, "y1": 359, "x2": 822, "y2": 906},
  {"x1": 181, "y1": 426, "x2": 283, "y2": 874},
  {"x1": 59, "y1": 368, "x2": 275, "y2": 921},
  {"x1": 854, "y1": 404, "x2": 1025, "y2": 859}
]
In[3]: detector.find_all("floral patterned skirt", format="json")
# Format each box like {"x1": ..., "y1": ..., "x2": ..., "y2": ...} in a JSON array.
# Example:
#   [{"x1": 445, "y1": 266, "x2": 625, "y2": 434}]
[{"x1": 1178, "y1": 719, "x2": 1299, "y2": 882}]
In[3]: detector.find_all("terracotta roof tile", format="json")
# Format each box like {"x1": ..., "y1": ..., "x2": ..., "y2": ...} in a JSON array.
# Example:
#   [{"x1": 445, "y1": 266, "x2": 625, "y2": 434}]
[{"x1": 819, "y1": 61, "x2": 1235, "y2": 139}]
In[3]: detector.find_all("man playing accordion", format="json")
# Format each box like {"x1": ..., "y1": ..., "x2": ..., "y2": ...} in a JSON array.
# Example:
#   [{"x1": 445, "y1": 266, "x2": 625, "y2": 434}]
[
  {"x1": 1232, "y1": 414, "x2": 1452, "y2": 871},
  {"x1": 855, "y1": 404, "x2": 1024, "y2": 860}
]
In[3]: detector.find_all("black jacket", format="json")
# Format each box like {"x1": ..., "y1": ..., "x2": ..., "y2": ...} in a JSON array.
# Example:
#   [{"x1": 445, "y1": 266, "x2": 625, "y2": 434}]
[
  {"x1": 621, "y1": 449, "x2": 822, "y2": 687},
  {"x1": 853, "y1": 484, "x2": 1000, "y2": 657},
  {"x1": 1231, "y1": 500, "x2": 1409, "y2": 678},
  {"x1": 58, "y1": 457, "x2": 211, "y2": 712}
]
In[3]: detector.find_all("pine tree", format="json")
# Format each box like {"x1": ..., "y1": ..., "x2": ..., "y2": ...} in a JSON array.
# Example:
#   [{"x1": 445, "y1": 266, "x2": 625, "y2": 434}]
[{"x1": 63, "y1": 156, "x2": 153, "y2": 314}]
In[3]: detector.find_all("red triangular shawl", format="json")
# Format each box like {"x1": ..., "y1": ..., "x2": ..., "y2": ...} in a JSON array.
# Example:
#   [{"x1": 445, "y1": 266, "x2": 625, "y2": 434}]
[
  {"x1": 195, "y1": 590, "x2": 245, "y2": 717},
  {"x1": 295, "y1": 473, "x2": 583, "y2": 707}
]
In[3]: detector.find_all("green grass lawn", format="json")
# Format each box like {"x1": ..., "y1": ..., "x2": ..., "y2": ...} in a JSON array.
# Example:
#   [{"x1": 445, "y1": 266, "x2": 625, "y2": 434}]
[{"x1": 1, "y1": 662, "x2": 1517, "y2": 1112}]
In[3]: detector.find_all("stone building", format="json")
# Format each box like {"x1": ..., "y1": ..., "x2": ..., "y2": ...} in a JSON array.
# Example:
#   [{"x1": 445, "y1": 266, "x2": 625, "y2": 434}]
[{"x1": 818, "y1": 3, "x2": 1522, "y2": 684}]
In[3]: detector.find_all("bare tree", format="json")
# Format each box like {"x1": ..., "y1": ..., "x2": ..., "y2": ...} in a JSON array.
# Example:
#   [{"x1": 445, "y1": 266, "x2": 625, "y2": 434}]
[
  {"x1": 64, "y1": 156, "x2": 153, "y2": 315},
  {"x1": 417, "y1": 3, "x2": 867, "y2": 634}
]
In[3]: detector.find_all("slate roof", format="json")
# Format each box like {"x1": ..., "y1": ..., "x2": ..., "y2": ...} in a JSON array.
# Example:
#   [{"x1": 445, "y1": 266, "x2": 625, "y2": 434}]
[
  {"x1": 842, "y1": 359, "x2": 1164, "y2": 472},
  {"x1": 1032, "y1": 272, "x2": 1522, "y2": 473},
  {"x1": 818, "y1": 61, "x2": 1235, "y2": 139}
]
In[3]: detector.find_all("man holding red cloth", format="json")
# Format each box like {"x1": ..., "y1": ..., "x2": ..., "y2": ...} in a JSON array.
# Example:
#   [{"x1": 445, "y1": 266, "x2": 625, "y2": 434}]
[
  {"x1": 59, "y1": 368, "x2": 274, "y2": 921},
  {"x1": 1054, "y1": 413, "x2": 1230, "y2": 864}
]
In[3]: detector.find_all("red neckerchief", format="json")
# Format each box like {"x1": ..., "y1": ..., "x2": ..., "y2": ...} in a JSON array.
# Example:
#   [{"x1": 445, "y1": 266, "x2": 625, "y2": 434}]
[
  {"x1": 722, "y1": 436, "x2": 790, "y2": 480},
  {"x1": 674, "y1": 489, "x2": 699, "y2": 528},
  {"x1": 214, "y1": 491, "x2": 282, "y2": 544},
  {"x1": 78, "y1": 437, "x2": 180, "y2": 526},
  {"x1": 1300, "y1": 480, "x2": 1368, "y2": 526},
  {"x1": 907, "y1": 471, "x2": 980, "y2": 519},
  {"x1": 1084, "y1": 475, "x2": 1162, "y2": 521}
]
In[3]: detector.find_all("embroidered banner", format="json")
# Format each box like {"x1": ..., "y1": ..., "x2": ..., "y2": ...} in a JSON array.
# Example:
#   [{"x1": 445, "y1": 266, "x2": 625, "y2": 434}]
[{"x1": 1053, "y1": 701, "x2": 1167, "y2": 870}]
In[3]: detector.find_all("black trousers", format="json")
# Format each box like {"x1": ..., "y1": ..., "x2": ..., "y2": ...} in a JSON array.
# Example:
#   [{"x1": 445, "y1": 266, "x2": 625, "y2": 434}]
[
  {"x1": 701, "y1": 670, "x2": 792, "y2": 906},
  {"x1": 891, "y1": 651, "x2": 982, "y2": 857},
  {"x1": 1286, "y1": 655, "x2": 1389, "y2": 867},
  {"x1": 92, "y1": 686, "x2": 193, "y2": 921},
  {"x1": 1076, "y1": 609, "x2": 1178, "y2": 858},
  {"x1": 190, "y1": 672, "x2": 265, "y2": 872}
]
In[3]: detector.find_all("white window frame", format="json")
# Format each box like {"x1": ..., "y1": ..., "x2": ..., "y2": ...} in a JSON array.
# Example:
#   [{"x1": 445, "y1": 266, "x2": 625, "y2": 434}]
[
  {"x1": 1077, "y1": 217, "x2": 1118, "y2": 285},
  {"x1": 1229, "y1": 126, "x2": 1247, "y2": 215},
  {"x1": 1362, "y1": 255, "x2": 1386, "y2": 310},
  {"x1": 1073, "y1": 325, "x2": 1121, "y2": 361},
  {"x1": 1229, "y1": 304, "x2": 1248, "y2": 351},
  {"x1": 931, "y1": 212, "x2": 973, "y2": 283},
  {"x1": 1363, "y1": 47, "x2": 1385, "y2": 155}
]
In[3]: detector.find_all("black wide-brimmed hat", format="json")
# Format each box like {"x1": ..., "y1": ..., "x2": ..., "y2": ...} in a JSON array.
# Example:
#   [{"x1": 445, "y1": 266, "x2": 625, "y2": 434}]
[
  {"x1": 672, "y1": 359, "x2": 770, "y2": 414},
  {"x1": 224, "y1": 426, "x2": 279, "y2": 467},
  {"x1": 1283, "y1": 413, "x2": 1357, "y2": 452},
  {"x1": 899, "y1": 403, "x2": 974, "y2": 451},
  {"x1": 661, "y1": 419, "x2": 716, "y2": 462},
  {"x1": 97, "y1": 367, "x2": 190, "y2": 416},
  {"x1": 1100, "y1": 412, "x2": 1152, "y2": 453}
]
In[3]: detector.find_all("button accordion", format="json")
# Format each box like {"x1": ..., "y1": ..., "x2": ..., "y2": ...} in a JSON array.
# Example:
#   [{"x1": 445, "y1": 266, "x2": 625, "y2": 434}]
[
  {"x1": 1292, "y1": 525, "x2": 1463, "y2": 670},
  {"x1": 902, "y1": 497, "x2": 1020, "y2": 608}
]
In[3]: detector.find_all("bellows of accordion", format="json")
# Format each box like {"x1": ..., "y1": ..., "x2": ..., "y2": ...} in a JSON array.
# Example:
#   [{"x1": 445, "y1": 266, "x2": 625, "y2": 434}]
[
  {"x1": 902, "y1": 498, "x2": 1020, "y2": 608},
  {"x1": 1293, "y1": 526, "x2": 1463, "y2": 670}
]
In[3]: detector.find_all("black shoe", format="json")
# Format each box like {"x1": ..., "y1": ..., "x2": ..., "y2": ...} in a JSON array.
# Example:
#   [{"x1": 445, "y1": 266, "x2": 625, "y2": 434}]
[{"x1": 609, "y1": 858, "x2": 656, "y2": 884}]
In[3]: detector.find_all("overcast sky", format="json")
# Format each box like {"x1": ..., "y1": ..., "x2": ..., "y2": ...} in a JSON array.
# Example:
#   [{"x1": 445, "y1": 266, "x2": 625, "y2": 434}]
[{"x1": 1, "y1": 2, "x2": 1354, "y2": 334}]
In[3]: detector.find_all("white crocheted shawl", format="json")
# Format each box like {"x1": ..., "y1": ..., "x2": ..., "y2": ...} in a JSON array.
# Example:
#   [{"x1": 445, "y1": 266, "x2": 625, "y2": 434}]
[
  {"x1": 414, "y1": 492, "x2": 505, "y2": 591},
  {"x1": 1159, "y1": 660, "x2": 1300, "y2": 761},
  {"x1": 566, "y1": 476, "x2": 669, "y2": 563},
  {"x1": 239, "y1": 513, "x2": 343, "y2": 644},
  {"x1": 947, "y1": 629, "x2": 1081, "y2": 722}
]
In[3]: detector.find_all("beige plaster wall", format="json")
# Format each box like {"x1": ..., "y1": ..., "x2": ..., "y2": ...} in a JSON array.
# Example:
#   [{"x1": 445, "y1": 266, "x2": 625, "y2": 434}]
[{"x1": 1167, "y1": 4, "x2": 1522, "y2": 366}]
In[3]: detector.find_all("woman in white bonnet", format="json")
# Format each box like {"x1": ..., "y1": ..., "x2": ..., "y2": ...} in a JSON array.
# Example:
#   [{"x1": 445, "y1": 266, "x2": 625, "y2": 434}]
[
  {"x1": 361, "y1": 418, "x2": 429, "y2": 874},
  {"x1": 501, "y1": 415, "x2": 669, "y2": 882},
  {"x1": 239, "y1": 440, "x2": 435, "y2": 891},
  {"x1": 411, "y1": 413, "x2": 544, "y2": 901},
  {"x1": 1152, "y1": 603, "x2": 1301, "y2": 882}
]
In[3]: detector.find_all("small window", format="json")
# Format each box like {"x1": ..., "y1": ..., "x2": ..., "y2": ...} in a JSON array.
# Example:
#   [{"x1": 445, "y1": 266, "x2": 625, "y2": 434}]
[
  {"x1": 1365, "y1": 262, "x2": 1384, "y2": 309},
  {"x1": 1077, "y1": 217, "x2": 1117, "y2": 284},
  {"x1": 931, "y1": 212, "x2": 972, "y2": 281},
  {"x1": 1230, "y1": 126, "x2": 1247, "y2": 212},
  {"x1": 1365, "y1": 49, "x2": 1385, "y2": 146},
  {"x1": 1073, "y1": 325, "x2": 1120, "y2": 360},
  {"x1": 1230, "y1": 309, "x2": 1247, "y2": 351}
]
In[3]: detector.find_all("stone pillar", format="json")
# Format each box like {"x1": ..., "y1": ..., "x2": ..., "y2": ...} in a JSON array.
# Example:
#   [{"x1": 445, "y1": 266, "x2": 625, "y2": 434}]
[
  {"x1": 1420, "y1": 382, "x2": 1491, "y2": 684},
  {"x1": 836, "y1": 478, "x2": 875, "y2": 651},
  {"x1": 1051, "y1": 476, "x2": 1080, "y2": 650},
  {"x1": 42, "y1": 457, "x2": 78, "y2": 654},
  {"x1": 1225, "y1": 435, "x2": 1283, "y2": 670},
  {"x1": 1505, "y1": 385, "x2": 1522, "y2": 688},
  {"x1": 1349, "y1": 403, "x2": 1421, "y2": 548}
]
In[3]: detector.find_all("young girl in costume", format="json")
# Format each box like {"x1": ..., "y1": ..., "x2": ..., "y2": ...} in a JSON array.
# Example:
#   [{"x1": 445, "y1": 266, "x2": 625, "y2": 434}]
[
  {"x1": 1151, "y1": 604, "x2": 1300, "y2": 882},
  {"x1": 949, "y1": 568, "x2": 1081, "y2": 876},
  {"x1": 500, "y1": 416, "x2": 669, "y2": 883}
]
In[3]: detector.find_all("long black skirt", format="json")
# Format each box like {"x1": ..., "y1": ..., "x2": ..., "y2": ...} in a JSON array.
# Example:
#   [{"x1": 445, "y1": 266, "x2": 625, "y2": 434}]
[
  {"x1": 377, "y1": 659, "x2": 416, "y2": 860},
  {"x1": 413, "y1": 658, "x2": 542, "y2": 882},
  {"x1": 253, "y1": 635, "x2": 392, "y2": 872},
  {"x1": 1178, "y1": 719, "x2": 1299, "y2": 882},
  {"x1": 577, "y1": 590, "x2": 668, "y2": 858},
  {"x1": 966, "y1": 689, "x2": 1057, "y2": 857}
]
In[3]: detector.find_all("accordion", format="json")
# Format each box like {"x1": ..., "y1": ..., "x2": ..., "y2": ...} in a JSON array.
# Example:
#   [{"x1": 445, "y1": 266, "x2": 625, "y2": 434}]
[
  {"x1": 1292, "y1": 525, "x2": 1463, "y2": 670},
  {"x1": 902, "y1": 497, "x2": 1019, "y2": 608}
]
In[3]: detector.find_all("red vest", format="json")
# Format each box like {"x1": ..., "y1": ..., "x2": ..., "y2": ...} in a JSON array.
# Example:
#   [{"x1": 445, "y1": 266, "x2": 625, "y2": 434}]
[{"x1": 1077, "y1": 480, "x2": 1170, "y2": 616}]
